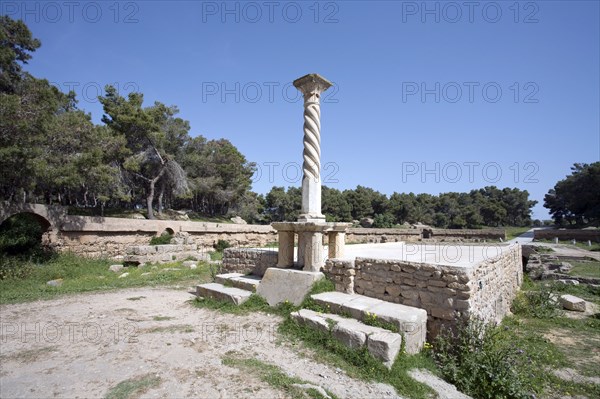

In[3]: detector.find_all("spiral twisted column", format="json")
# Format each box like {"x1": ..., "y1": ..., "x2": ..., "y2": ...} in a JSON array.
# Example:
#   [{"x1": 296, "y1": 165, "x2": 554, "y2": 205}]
[{"x1": 293, "y1": 74, "x2": 333, "y2": 222}]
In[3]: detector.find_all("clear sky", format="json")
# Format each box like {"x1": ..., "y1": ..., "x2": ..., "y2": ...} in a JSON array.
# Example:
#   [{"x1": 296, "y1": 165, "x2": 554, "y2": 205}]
[{"x1": 3, "y1": 0, "x2": 599, "y2": 220}]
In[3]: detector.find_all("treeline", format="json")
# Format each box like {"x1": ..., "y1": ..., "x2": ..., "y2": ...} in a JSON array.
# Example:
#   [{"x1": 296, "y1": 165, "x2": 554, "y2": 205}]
[
  {"x1": 264, "y1": 185, "x2": 537, "y2": 228},
  {"x1": 0, "y1": 16, "x2": 257, "y2": 219}
]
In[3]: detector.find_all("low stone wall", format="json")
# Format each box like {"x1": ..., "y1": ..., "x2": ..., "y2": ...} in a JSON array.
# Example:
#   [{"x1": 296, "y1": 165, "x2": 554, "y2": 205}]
[
  {"x1": 221, "y1": 248, "x2": 278, "y2": 277},
  {"x1": 429, "y1": 228, "x2": 506, "y2": 241},
  {"x1": 325, "y1": 244, "x2": 522, "y2": 338},
  {"x1": 345, "y1": 228, "x2": 505, "y2": 244},
  {"x1": 346, "y1": 228, "x2": 421, "y2": 244},
  {"x1": 124, "y1": 244, "x2": 210, "y2": 265},
  {"x1": 54, "y1": 216, "x2": 277, "y2": 258},
  {"x1": 534, "y1": 229, "x2": 600, "y2": 242}
]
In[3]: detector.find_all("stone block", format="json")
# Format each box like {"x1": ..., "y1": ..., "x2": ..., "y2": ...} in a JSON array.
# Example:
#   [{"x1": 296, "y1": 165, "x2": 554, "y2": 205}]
[
  {"x1": 367, "y1": 331, "x2": 402, "y2": 368},
  {"x1": 290, "y1": 309, "x2": 330, "y2": 332},
  {"x1": 196, "y1": 283, "x2": 252, "y2": 305},
  {"x1": 257, "y1": 268, "x2": 324, "y2": 306},
  {"x1": 362, "y1": 302, "x2": 427, "y2": 354},
  {"x1": 109, "y1": 264, "x2": 123, "y2": 273},
  {"x1": 559, "y1": 294, "x2": 586, "y2": 312},
  {"x1": 332, "y1": 322, "x2": 367, "y2": 349}
]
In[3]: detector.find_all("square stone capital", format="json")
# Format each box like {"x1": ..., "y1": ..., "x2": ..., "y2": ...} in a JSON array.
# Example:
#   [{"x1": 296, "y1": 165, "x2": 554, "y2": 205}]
[{"x1": 293, "y1": 73, "x2": 333, "y2": 96}]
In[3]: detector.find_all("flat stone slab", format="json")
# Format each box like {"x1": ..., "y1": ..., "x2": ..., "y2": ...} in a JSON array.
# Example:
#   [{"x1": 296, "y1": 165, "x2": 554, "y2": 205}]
[
  {"x1": 560, "y1": 294, "x2": 586, "y2": 312},
  {"x1": 196, "y1": 283, "x2": 252, "y2": 305},
  {"x1": 215, "y1": 273, "x2": 261, "y2": 292},
  {"x1": 257, "y1": 268, "x2": 324, "y2": 306},
  {"x1": 310, "y1": 292, "x2": 427, "y2": 354},
  {"x1": 290, "y1": 309, "x2": 401, "y2": 368}
]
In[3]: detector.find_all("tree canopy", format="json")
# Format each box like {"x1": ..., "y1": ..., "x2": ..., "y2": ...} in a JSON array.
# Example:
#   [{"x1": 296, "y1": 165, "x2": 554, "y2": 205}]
[{"x1": 544, "y1": 163, "x2": 600, "y2": 226}]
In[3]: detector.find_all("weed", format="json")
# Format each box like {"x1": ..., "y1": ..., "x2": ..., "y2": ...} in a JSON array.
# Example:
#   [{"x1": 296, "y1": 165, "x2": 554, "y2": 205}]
[{"x1": 104, "y1": 373, "x2": 161, "y2": 399}]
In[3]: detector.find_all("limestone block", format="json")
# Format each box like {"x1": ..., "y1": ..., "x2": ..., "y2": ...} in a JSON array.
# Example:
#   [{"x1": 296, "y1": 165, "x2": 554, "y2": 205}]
[
  {"x1": 196, "y1": 283, "x2": 252, "y2": 305},
  {"x1": 559, "y1": 295, "x2": 586, "y2": 312},
  {"x1": 257, "y1": 268, "x2": 324, "y2": 306},
  {"x1": 290, "y1": 309, "x2": 330, "y2": 332},
  {"x1": 332, "y1": 322, "x2": 367, "y2": 349},
  {"x1": 367, "y1": 331, "x2": 402, "y2": 367},
  {"x1": 109, "y1": 264, "x2": 124, "y2": 273},
  {"x1": 385, "y1": 285, "x2": 402, "y2": 297}
]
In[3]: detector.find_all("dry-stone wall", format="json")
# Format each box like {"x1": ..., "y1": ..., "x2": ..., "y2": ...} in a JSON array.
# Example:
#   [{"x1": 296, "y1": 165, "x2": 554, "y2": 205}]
[
  {"x1": 221, "y1": 248, "x2": 278, "y2": 277},
  {"x1": 325, "y1": 244, "x2": 522, "y2": 338}
]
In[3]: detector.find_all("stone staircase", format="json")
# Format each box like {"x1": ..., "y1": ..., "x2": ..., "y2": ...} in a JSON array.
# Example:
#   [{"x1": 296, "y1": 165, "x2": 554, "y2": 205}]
[
  {"x1": 195, "y1": 274, "x2": 428, "y2": 368},
  {"x1": 304, "y1": 292, "x2": 427, "y2": 355},
  {"x1": 195, "y1": 273, "x2": 260, "y2": 305}
]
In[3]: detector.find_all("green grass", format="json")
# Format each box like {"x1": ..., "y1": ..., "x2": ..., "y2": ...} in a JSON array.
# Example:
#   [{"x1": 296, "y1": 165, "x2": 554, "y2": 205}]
[
  {"x1": 0, "y1": 253, "x2": 211, "y2": 304},
  {"x1": 568, "y1": 261, "x2": 600, "y2": 279},
  {"x1": 505, "y1": 226, "x2": 531, "y2": 240},
  {"x1": 504, "y1": 280, "x2": 600, "y2": 398},
  {"x1": 222, "y1": 353, "x2": 339, "y2": 399},
  {"x1": 104, "y1": 373, "x2": 162, "y2": 399}
]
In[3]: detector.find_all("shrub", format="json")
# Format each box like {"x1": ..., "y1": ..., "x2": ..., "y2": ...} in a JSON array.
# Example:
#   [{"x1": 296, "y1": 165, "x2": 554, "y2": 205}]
[
  {"x1": 511, "y1": 283, "x2": 562, "y2": 319},
  {"x1": 149, "y1": 233, "x2": 173, "y2": 245},
  {"x1": 0, "y1": 213, "x2": 45, "y2": 257},
  {"x1": 433, "y1": 318, "x2": 537, "y2": 399},
  {"x1": 214, "y1": 239, "x2": 231, "y2": 252},
  {"x1": 0, "y1": 256, "x2": 34, "y2": 280}
]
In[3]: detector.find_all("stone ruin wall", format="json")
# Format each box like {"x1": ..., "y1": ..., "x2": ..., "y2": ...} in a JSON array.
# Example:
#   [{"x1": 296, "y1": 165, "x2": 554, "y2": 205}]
[
  {"x1": 345, "y1": 228, "x2": 505, "y2": 244},
  {"x1": 220, "y1": 248, "x2": 279, "y2": 277},
  {"x1": 534, "y1": 229, "x2": 600, "y2": 242},
  {"x1": 324, "y1": 244, "x2": 522, "y2": 338}
]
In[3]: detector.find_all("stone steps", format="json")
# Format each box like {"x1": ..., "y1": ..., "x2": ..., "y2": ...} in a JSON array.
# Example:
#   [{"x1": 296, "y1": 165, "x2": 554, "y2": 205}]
[
  {"x1": 215, "y1": 273, "x2": 261, "y2": 292},
  {"x1": 291, "y1": 309, "x2": 402, "y2": 369},
  {"x1": 195, "y1": 283, "x2": 252, "y2": 305},
  {"x1": 310, "y1": 292, "x2": 427, "y2": 354}
]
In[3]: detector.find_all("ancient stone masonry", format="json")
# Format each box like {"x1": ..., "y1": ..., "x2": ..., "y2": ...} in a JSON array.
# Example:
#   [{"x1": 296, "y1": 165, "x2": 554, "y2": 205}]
[
  {"x1": 325, "y1": 244, "x2": 522, "y2": 338},
  {"x1": 221, "y1": 248, "x2": 278, "y2": 277}
]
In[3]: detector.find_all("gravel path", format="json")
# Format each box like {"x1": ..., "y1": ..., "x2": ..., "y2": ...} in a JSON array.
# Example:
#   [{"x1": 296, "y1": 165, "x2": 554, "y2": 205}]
[{"x1": 0, "y1": 287, "x2": 402, "y2": 399}]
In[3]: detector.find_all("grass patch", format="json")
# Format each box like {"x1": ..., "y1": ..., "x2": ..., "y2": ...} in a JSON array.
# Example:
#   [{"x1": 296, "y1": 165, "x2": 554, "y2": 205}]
[
  {"x1": 534, "y1": 238, "x2": 600, "y2": 252},
  {"x1": 193, "y1": 293, "x2": 293, "y2": 316},
  {"x1": 0, "y1": 346, "x2": 57, "y2": 363},
  {"x1": 222, "y1": 352, "x2": 338, "y2": 399},
  {"x1": 505, "y1": 226, "x2": 531, "y2": 240},
  {"x1": 568, "y1": 261, "x2": 600, "y2": 279},
  {"x1": 144, "y1": 324, "x2": 195, "y2": 334},
  {"x1": 104, "y1": 373, "x2": 161, "y2": 399},
  {"x1": 152, "y1": 315, "x2": 173, "y2": 321},
  {"x1": 499, "y1": 279, "x2": 600, "y2": 398},
  {"x1": 0, "y1": 253, "x2": 212, "y2": 304}
]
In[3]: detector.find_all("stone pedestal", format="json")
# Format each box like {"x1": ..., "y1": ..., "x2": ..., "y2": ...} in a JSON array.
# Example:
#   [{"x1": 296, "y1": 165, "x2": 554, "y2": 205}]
[{"x1": 272, "y1": 222, "x2": 350, "y2": 272}]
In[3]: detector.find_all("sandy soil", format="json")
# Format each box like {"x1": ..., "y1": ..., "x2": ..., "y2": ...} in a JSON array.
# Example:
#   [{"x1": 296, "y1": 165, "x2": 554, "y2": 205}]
[{"x1": 0, "y1": 287, "x2": 402, "y2": 399}]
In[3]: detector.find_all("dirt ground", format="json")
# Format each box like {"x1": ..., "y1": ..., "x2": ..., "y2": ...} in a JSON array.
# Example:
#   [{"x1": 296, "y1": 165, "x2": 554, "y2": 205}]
[{"x1": 0, "y1": 287, "x2": 402, "y2": 399}]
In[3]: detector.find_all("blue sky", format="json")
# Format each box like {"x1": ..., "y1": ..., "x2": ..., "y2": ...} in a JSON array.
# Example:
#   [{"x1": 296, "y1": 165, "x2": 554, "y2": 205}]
[{"x1": 3, "y1": 0, "x2": 599, "y2": 219}]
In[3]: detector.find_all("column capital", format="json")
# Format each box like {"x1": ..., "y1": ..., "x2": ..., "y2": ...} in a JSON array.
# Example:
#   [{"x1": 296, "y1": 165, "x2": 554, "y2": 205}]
[{"x1": 293, "y1": 73, "x2": 333, "y2": 96}]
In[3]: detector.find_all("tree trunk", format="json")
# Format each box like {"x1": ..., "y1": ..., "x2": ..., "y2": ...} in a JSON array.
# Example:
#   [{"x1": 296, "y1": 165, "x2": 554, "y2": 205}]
[
  {"x1": 158, "y1": 179, "x2": 165, "y2": 215},
  {"x1": 146, "y1": 167, "x2": 167, "y2": 220}
]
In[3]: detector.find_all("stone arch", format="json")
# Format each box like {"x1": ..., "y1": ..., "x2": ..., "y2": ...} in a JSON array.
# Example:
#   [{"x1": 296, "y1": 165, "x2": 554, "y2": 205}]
[
  {"x1": 0, "y1": 211, "x2": 52, "y2": 232},
  {"x1": 0, "y1": 211, "x2": 54, "y2": 248},
  {"x1": 163, "y1": 227, "x2": 175, "y2": 236}
]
